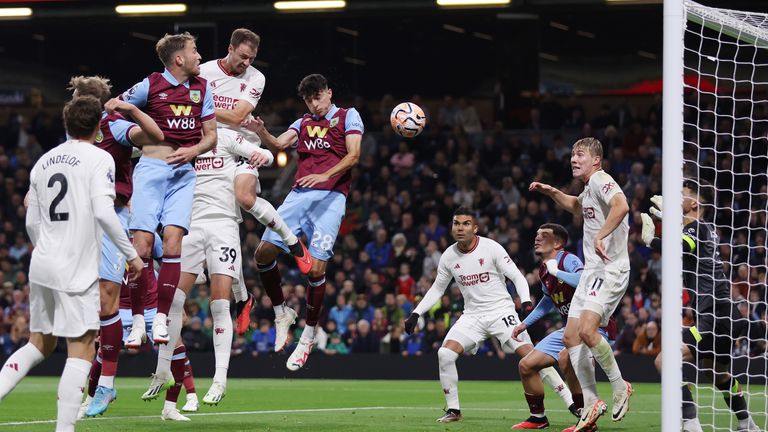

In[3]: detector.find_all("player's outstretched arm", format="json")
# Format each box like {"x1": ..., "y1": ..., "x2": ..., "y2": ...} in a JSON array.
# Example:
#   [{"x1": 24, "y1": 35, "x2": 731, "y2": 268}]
[
  {"x1": 594, "y1": 192, "x2": 630, "y2": 261},
  {"x1": 529, "y1": 182, "x2": 580, "y2": 214},
  {"x1": 244, "y1": 116, "x2": 297, "y2": 151},
  {"x1": 405, "y1": 256, "x2": 453, "y2": 334},
  {"x1": 297, "y1": 133, "x2": 361, "y2": 188},
  {"x1": 512, "y1": 294, "x2": 555, "y2": 340},
  {"x1": 216, "y1": 100, "x2": 255, "y2": 128},
  {"x1": 104, "y1": 98, "x2": 164, "y2": 145}
]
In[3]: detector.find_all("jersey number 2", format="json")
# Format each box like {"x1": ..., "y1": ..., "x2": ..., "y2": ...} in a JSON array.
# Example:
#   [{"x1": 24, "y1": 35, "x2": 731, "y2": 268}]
[{"x1": 48, "y1": 173, "x2": 69, "y2": 222}]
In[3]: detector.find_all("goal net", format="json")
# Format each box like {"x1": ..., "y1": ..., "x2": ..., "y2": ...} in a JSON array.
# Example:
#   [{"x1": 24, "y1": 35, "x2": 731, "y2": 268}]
[{"x1": 674, "y1": 1, "x2": 768, "y2": 430}]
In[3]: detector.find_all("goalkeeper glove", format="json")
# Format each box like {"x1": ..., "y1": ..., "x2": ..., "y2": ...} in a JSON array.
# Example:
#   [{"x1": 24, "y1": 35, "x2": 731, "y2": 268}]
[
  {"x1": 404, "y1": 313, "x2": 420, "y2": 334},
  {"x1": 544, "y1": 259, "x2": 559, "y2": 276},
  {"x1": 640, "y1": 213, "x2": 655, "y2": 247},
  {"x1": 519, "y1": 301, "x2": 533, "y2": 320},
  {"x1": 650, "y1": 195, "x2": 663, "y2": 219}
]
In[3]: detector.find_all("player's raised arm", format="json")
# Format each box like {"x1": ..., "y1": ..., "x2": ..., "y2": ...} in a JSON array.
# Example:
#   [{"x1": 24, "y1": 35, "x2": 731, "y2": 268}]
[
  {"x1": 104, "y1": 98, "x2": 164, "y2": 146},
  {"x1": 404, "y1": 255, "x2": 453, "y2": 334},
  {"x1": 244, "y1": 116, "x2": 298, "y2": 151},
  {"x1": 529, "y1": 181, "x2": 581, "y2": 214},
  {"x1": 226, "y1": 129, "x2": 274, "y2": 168}
]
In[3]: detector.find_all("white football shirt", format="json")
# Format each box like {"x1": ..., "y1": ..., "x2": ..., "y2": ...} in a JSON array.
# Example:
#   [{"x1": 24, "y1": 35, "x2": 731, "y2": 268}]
[
  {"x1": 28, "y1": 140, "x2": 116, "y2": 292},
  {"x1": 421, "y1": 236, "x2": 530, "y2": 316},
  {"x1": 578, "y1": 169, "x2": 630, "y2": 271},
  {"x1": 199, "y1": 59, "x2": 265, "y2": 144},
  {"x1": 192, "y1": 128, "x2": 269, "y2": 222}
]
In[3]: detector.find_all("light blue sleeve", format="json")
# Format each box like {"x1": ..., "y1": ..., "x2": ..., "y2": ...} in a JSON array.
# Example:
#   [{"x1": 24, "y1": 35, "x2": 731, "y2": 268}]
[
  {"x1": 289, "y1": 117, "x2": 303, "y2": 132},
  {"x1": 523, "y1": 290, "x2": 555, "y2": 327},
  {"x1": 563, "y1": 253, "x2": 584, "y2": 273},
  {"x1": 201, "y1": 81, "x2": 215, "y2": 119},
  {"x1": 553, "y1": 254, "x2": 583, "y2": 288},
  {"x1": 121, "y1": 78, "x2": 150, "y2": 108},
  {"x1": 108, "y1": 118, "x2": 137, "y2": 147},
  {"x1": 344, "y1": 108, "x2": 364, "y2": 134}
]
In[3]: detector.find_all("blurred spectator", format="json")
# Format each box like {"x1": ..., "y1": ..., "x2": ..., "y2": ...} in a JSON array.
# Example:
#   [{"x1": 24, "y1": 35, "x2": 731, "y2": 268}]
[
  {"x1": 351, "y1": 319, "x2": 379, "y2": 353},
  {"x1": 365, "y1": 228, "x2": 393, "y2": 271},
  {"x1": 632, "y1": 320, "x2": 661, "y2": 357},
  {"x1": 182, "y1": 317, "x2": 212, "y2": 352},
  {"x1": 329, "y1": 295, "x2": 353, "y2": 335},
  {"x1": 250, "y1": 319, "x2": 276, "y2": 355}
]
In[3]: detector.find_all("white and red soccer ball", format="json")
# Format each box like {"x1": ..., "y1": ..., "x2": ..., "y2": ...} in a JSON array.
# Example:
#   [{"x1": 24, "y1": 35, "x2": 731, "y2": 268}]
[{"x1": 390, "y1": 102, "x2": 426, "y2": 138}]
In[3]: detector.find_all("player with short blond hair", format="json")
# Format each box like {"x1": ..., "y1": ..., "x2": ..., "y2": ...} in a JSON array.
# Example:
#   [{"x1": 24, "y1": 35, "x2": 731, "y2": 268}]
[{"x1": 530, "y1": 137, "x2": 633, "y2": 431}]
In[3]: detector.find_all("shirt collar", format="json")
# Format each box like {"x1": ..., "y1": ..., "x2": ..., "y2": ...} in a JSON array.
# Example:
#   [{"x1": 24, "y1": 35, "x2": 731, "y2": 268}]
[
  {"x1": 162, "y1": 69, "x2": 190, "y2": 88},
  {"x1": 313, "y1": 104, "x2": 339, "y2": 121}
]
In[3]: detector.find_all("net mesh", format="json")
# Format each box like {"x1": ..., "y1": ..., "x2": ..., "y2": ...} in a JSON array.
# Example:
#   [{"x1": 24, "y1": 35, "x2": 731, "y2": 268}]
[{"x1": 682, "y1": 1, "x2": 768, "y2": 430}]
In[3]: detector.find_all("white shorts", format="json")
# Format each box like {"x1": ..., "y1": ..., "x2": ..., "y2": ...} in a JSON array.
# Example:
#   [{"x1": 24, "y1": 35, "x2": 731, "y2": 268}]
[
  {"x1": 182, "y1": 219, "x2": 242, "y2": 279},
  {"x1": 235, "y1": 157, "x2": 262, "y2": 194},
  {"x1": 569, "y1": 267, "x2": 629, "y2": 326},
  {"x1": 29, "y1": 281, "x2": 100, "y2": 338},
  {"x1": 445, "y1": 307, "x2": 532, "y2": 355}
]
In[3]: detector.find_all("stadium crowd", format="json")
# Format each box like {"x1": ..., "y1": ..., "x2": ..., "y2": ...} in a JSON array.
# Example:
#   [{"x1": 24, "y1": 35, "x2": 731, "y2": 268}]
[{"x1": 0, "y1": 93, "x2": 766, "y2": 360}]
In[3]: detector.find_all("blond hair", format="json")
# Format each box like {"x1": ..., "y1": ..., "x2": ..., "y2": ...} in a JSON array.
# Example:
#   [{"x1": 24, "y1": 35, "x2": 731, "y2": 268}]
[
  {"x1": 573, "y1": 137, "x2": 603, "y2": 159},
  {"x1": 156, "y1": 32, "x2": 196, "y2": 67},
  {"x1": 67, "y1": 75, "x2": 112, "y2": 106}
]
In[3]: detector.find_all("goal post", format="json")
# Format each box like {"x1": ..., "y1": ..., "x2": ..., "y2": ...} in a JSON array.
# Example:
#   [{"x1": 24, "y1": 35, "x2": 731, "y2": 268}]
[
  {"x1": 662, "y1": 1, "x2": 684, "y2": 432},
  {"x1": 664, "y1": 1, "x2": 768, "y2": 431}
]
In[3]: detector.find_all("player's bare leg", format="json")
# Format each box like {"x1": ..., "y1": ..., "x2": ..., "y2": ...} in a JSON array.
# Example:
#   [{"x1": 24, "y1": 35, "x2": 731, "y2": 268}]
[
  {"x1": 236, "y1": 174, "x2": 312, "y2": 274},
  {"x1": 512, "y1": 343, "x2": 573, "y2": 429},
  {"x1": 434, "y1": 340, "x2": 464, "y2": 423},
  {"x1": 0, "y1": 332, "x2": 57, "y2": 400},
  {"x1": 152, "y1": 225, "x2": 185, "y2": 344},
  {"x1": 255, "y1": 241, "x2": 297, "y2": 352},
  {"x1": 578, "y1": 311, "x2": 631, "y2": 424},
  {"x1": 59, "y1": 331, "x2": 97, "y2": 432},
  {"x1": 563, "y1": 317, "x2": 605, "y2": 432},
  {"x1": 203, "y1": 274, "x2": 235, "y2": 405},
  {"x1": 84, "y1": 280, "x2": 122, "y2": 417},
  {"x1": 129, "y1": 230, "x2": 155, "y2": 344}
]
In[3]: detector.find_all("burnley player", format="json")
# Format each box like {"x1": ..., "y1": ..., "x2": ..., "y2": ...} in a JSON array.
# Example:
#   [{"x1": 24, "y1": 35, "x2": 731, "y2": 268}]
[
  {"x1": 530, "y1": 138, "x2": 632, "y2": 431},
  {"x1": 641, "y1": 185, "x2": 759, "y2": 432},
  {"x1": 66, "y1": 75, "x2": 164, "y2": 417},
  {"x1": 199, "y1": 29, "x2": 312, "y2": 304},
  {"x1": 511, "y1": 224, "x2": 616, "y2": 430},
  {"x1": 120, "y1": 32, "x2": 217, "y2": 346},
  {"x1": 246, "y1": 74, "x2": 362, "y2": 369},
  {"x1": 0, "y1": 97, "x2": 142, "y2": 432},
  {"x1": 402, "y1": 208, "x2": 572, "y2": 424}
]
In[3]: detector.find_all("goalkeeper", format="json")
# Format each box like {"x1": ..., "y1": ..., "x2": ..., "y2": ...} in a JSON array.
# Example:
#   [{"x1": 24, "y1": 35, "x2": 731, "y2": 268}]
[{"x1": 640, "y1": 181, "x2": 759, "y2": 432}]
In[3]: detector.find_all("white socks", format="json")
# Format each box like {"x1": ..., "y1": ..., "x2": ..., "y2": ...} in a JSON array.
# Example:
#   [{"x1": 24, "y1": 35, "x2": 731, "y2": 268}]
[
  {"x1": 156, "y1": 289, "x2": 186, "y2": 377},
  {"x1": 0, "y1": 342, "x2": 44, "y2": 400},
  {"x1": 248, "y1": 198, "x2": 298, "y2": 246},
  {"x1": 438, "y1": 347, "x2": 460, "y2": 410},
  {"x1": 132, "y1": 314, "x2": 145, "y2": 332},
  {"x1": 232, "y1": 277, "x2": 247, "y2": 303},
  {"x1": 589, "y1": 337, "x2": 626, "y2": 394},
  {"x1": 568, "y1": 344, "x2": 598, "y2": 406},
  {"x1": 210, "y1": 299, "x2": 232, "y2": 383},
  {"x1": 56, "y1": 357, "x2": 91, "y2": 432},
  {"x1": 301, "y1": 325, "x2": 316, "y2": 342},
  {"x1": 539, "y1": 366, "x2": 574, "y2": 408}
]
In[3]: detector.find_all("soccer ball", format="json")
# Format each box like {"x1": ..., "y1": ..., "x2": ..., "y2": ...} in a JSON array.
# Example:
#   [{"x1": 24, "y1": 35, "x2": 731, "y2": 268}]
[{"x1": 390, "y1": 102, "x2": 426, "y2": 138}]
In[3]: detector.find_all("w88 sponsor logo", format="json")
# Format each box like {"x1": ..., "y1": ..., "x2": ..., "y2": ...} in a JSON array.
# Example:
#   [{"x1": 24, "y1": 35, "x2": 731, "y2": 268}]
[{"x1": 167, "y1": 117, "x2": 196, "y2": 130}]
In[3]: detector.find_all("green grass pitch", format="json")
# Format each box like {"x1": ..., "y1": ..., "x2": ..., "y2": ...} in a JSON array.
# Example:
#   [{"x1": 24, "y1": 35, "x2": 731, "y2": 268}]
[{"x1": 0, "y1": 377, "x2": 764, "y2": 431}]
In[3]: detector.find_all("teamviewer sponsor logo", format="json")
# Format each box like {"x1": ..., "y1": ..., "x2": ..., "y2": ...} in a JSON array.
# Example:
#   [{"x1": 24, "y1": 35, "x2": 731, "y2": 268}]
[{"x1": 457, "y1": 272, "x2": 490, "y2": 287}]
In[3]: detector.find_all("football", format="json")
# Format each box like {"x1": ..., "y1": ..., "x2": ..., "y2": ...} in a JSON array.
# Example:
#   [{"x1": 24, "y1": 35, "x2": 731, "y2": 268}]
[{"x1": 390, "y1": 102, "x2": 426, "y2": 138}]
